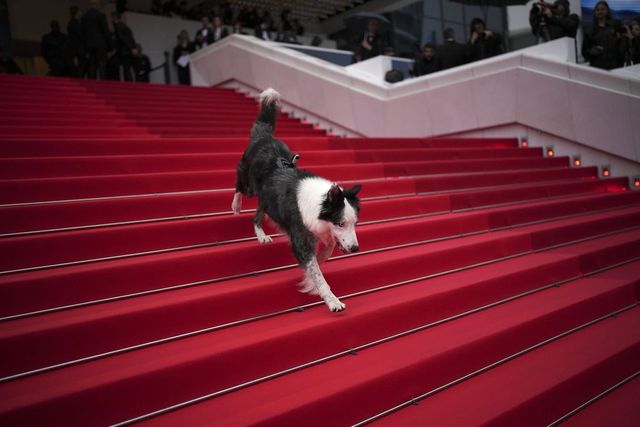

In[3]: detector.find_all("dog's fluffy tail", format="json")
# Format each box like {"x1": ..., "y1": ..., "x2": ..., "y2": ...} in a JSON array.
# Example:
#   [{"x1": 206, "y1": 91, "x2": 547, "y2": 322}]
[{"x1": 256, "y1": 88, "x2": 281, "y2": 130}]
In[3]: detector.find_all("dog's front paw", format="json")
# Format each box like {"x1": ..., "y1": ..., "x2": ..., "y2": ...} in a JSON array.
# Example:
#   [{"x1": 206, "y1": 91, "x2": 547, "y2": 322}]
[
  {"x1": 257, "y1": 235, "x2": 273, "y2": 244},
  {"x1": 326, "y1": 297, "x2": 346, "y2": 312}
]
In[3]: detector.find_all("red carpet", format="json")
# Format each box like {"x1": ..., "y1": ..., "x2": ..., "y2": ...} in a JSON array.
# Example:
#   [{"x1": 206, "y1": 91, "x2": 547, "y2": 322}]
[{"x1": 0, "y1": 74, "x2": 639, "y2": 426}]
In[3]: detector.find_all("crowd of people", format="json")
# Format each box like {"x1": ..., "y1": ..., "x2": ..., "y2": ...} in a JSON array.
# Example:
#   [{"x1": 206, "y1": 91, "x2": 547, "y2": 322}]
[
  {"x1": 3, "y1": 0, "x2": 639, "y2": 81},
  {"x1": 172, "y1": 8, "x2": 307, "y2": 85},
  {"x1": 408, "y1": 0, "x2": 639, "y2": 78},
  {"x1": 409, "y1": 18, "x2": 504, "y2": 77},
  {"x1": 39, "y1": 0, "x2": 151, "y2": 81}
]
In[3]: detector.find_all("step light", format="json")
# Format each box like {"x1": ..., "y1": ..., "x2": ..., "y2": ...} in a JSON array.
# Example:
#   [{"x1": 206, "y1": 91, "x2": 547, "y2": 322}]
[
  {"x1": 634, "y1": 177, "x2": 640, "y2": 188},
  {"x1": 520, "y1": 140, "x2": 528, "y2": 148},
  {"x1": 572, "y1": 156, "x2": 581, "y2": 167},
  {"x1": 546, "y1": 146, "x2": 554, "y2": 157},
  {"x1": 601, "y1": 166, "x2": 610, "y2": 177}
]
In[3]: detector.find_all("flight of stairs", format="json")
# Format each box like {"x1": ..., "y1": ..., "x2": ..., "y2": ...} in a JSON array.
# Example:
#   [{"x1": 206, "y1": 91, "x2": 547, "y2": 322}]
[{"x1": 1, "y1": 74, "x2": 639, "y2": 426}]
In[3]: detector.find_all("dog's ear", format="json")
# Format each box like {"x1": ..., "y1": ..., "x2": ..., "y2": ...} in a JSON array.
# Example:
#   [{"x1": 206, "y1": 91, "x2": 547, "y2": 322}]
[
  {"x1": 327, "y1": 185, "x2": 344, "y2": 205},
  {"x1": 346, "y1": 184, "x2": 362, "y2": 197}
]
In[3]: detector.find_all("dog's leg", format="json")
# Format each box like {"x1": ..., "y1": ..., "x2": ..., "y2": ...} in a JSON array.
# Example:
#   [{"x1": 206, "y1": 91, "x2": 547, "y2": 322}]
[
  {"x1": 302, "y1": 257, "x2": 345, "y2": 312},
  {"x1": 253, "y1": 202, "x2": 272, "y2": 244},
  {"x1": 231, "y1": 192, "x2": 242, "y2": 215},
  {"x1": 317, "y1": 239, "x2": 335, "y2": 264}
]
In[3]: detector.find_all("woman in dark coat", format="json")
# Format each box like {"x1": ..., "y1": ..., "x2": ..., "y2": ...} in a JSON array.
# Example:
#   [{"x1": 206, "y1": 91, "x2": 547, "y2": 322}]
[
  {"x1": 173, "y1": 29, "x2": 194, "y2": 85},
  {"x1": 582, "y1": 1, "x2": 625, "y2": 70}
]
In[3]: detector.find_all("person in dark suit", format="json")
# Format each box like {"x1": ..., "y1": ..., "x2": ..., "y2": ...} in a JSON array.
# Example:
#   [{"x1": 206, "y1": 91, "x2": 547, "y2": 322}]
[
  {"x1": 211, "y1": 16, "x2": 229, "y2": 43},
  {"x1": 173, "y1": 29, "x2": 194, "y2": 85},
  {"x1": 131, "y1": 44, "x2": 151, "y2": 82},
  {"x1": 438, "y1": 28, "x2": 468, "y2": 70},
  {"x1": 111, "y1": 12, "x2": 137, "y2": 81},
  {"x1": 67, "y1": 6, "x2": 85, "y2": 78},
  {"x1": 413, "y1": 43, "x2": 439, "y2": 76},
  {"x1": 82, "y1": 0, "x2": 112, "y2": 79},
  {"x1": 41, "y1": 21, "x2": 72, "y2": 76},
  {"x1": 358, "y1": 19, "x2": 387, "y2": 60},
  {"x1": 254, "y1": 21, "x2": 271, "y2": 41},
  {"x1": 197, "y1": 16, "x2": 215, "y2": 45}
]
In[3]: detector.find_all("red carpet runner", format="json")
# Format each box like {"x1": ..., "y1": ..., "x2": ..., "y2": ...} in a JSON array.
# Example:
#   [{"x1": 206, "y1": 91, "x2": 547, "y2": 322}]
[{"x1": 0, "y1": 74, "x2": 639, "y2": 426}]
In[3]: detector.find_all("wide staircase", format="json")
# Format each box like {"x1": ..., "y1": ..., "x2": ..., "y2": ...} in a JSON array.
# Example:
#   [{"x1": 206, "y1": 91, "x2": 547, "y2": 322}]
[{"x1": 1, "y1": 74, "x2": 639, "y2": 426}]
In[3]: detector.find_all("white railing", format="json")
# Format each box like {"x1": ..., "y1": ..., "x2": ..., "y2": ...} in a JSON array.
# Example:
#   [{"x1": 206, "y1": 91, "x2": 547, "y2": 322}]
[{"x1": 190, "y1": 35, "x2": 640, "y2": 177}]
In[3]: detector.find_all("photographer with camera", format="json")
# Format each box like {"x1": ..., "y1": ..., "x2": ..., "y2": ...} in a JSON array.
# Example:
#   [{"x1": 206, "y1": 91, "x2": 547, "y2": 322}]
[
  {"x1": 467, "y1": 18, "x2": 503, "y2": 63},
  {"x1": 582, "y1": 1, "x2": 626, "y2": 70},
  {"x1": 529, "y1": 0, "x2": 579, "y2": 43}
]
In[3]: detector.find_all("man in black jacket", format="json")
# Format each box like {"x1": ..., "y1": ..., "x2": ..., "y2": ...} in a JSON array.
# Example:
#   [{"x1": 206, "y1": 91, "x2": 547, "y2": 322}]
[
  {"x1": 438, "y1": 28, "x2": 467, "y2": 70},
  {"x1": 41, "y1": 21, "x2": 71, "y2": 76},
  {"x1": 131, "y1": 43, "x2": 151, "y2": 82},
  {"x1": 82, "y1": 0, "x2": 112, "y2": 79},
  {"x1": 413, "y1": 43, "x2": 439, "y2": 76},
  {"x1": 529, "y1": 0, "x2": 580, "y2": 43},
  {"x1": 112, "y1": 12, "x2": 137, "y2": 81},
  {"x1": 67, "y1": 6, "x2": 85, "y2": 78}
]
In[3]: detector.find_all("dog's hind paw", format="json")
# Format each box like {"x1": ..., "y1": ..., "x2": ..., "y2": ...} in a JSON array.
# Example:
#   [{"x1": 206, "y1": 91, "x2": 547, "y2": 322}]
[
  {"x1": 326, "y1": 297, "x2": 346, "y2": 312},
  {"x1": 257, "y1": 235, "x2": 273, "y2": 244}
]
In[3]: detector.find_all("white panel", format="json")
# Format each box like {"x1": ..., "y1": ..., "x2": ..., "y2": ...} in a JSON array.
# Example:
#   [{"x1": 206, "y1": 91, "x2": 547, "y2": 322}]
[
  {"x1": 471, "y1": 69, "x2": 518, "y2": 129},
  {"x1": 568, "y1": 81, "x2": 636, "y2": 161},
  {"x1": 427, "y1": 80, "x2": 479, "y2": 135},
  {"x1": 627, "y1": 96, "x2": 640, "y2": 163},
  {"x1": 521, "y1": 55, "x2": 571, "y2": 79},
  {"x1": 471, "y1": 54, "x2": 522, "y2": 77},
  {"x1": 569, "y1": 65, "x2": 632, "y2": 95},
  {"x1": 320, "y1": 81, "x2": 358, "y2": 131},
  {"x1": 384, "y1": 92, "x2": 432, "y2": 137},
  {"x1": 229, "y1": 46, "x2": 255, "y2": 88},
  {"x1": 350, "y1": 92, "x2": 385, "y2": 137},
  {"x1": 295, "y1": 72, "x2": 328, "y2": 118},
  {"x1": 516, "y1": 69, "x2": 576, "y2": 141}
]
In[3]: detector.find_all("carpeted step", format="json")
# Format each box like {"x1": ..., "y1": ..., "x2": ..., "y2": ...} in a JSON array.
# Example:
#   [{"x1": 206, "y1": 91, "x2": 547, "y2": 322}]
[
  {"x1": 0, "y1": 155, "x2": 566, "y2": 179},
  {"x1": 1, "y1": 206, "x2": 638, "y2": 319},
  {"x1": 1, "y1": 177, "x2": 627, "y2": 235},
  {"x1": 2, "y1": 190, "x2": 638, "y2": 273},
  {"x1": 3, "y1": 266, "x2": 629, "y2": 426},
  {"x1": 558, "y1": 373, "x2": 640, "y2": 427},
  {"x1": 3, "y1": 231, "x2": 640, "y2": 382},
  {"x1": 369, "y1": 288, "x2": 640, "y2": 427},
  {"x1": 0, "y1": 137, "x2": 518, "y2": 157},
  {"x1": 0, "y1": 148, "x2": 544, "y2": 179},
  {"x1": 0, "y1": 166, "x2": 596, "y2": 204}
]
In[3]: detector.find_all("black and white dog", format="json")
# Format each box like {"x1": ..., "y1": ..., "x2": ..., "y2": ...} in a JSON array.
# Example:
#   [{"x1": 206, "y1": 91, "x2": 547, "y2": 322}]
[{"x1": 232, "y1": 88, "x2": 361, "y2": 312}]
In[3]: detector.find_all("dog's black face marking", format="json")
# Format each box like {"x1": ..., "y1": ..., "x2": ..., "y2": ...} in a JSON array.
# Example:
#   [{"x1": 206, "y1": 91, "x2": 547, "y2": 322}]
[{"x1": 319, "y1": 185, "x2": 345, "y2": 225}]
